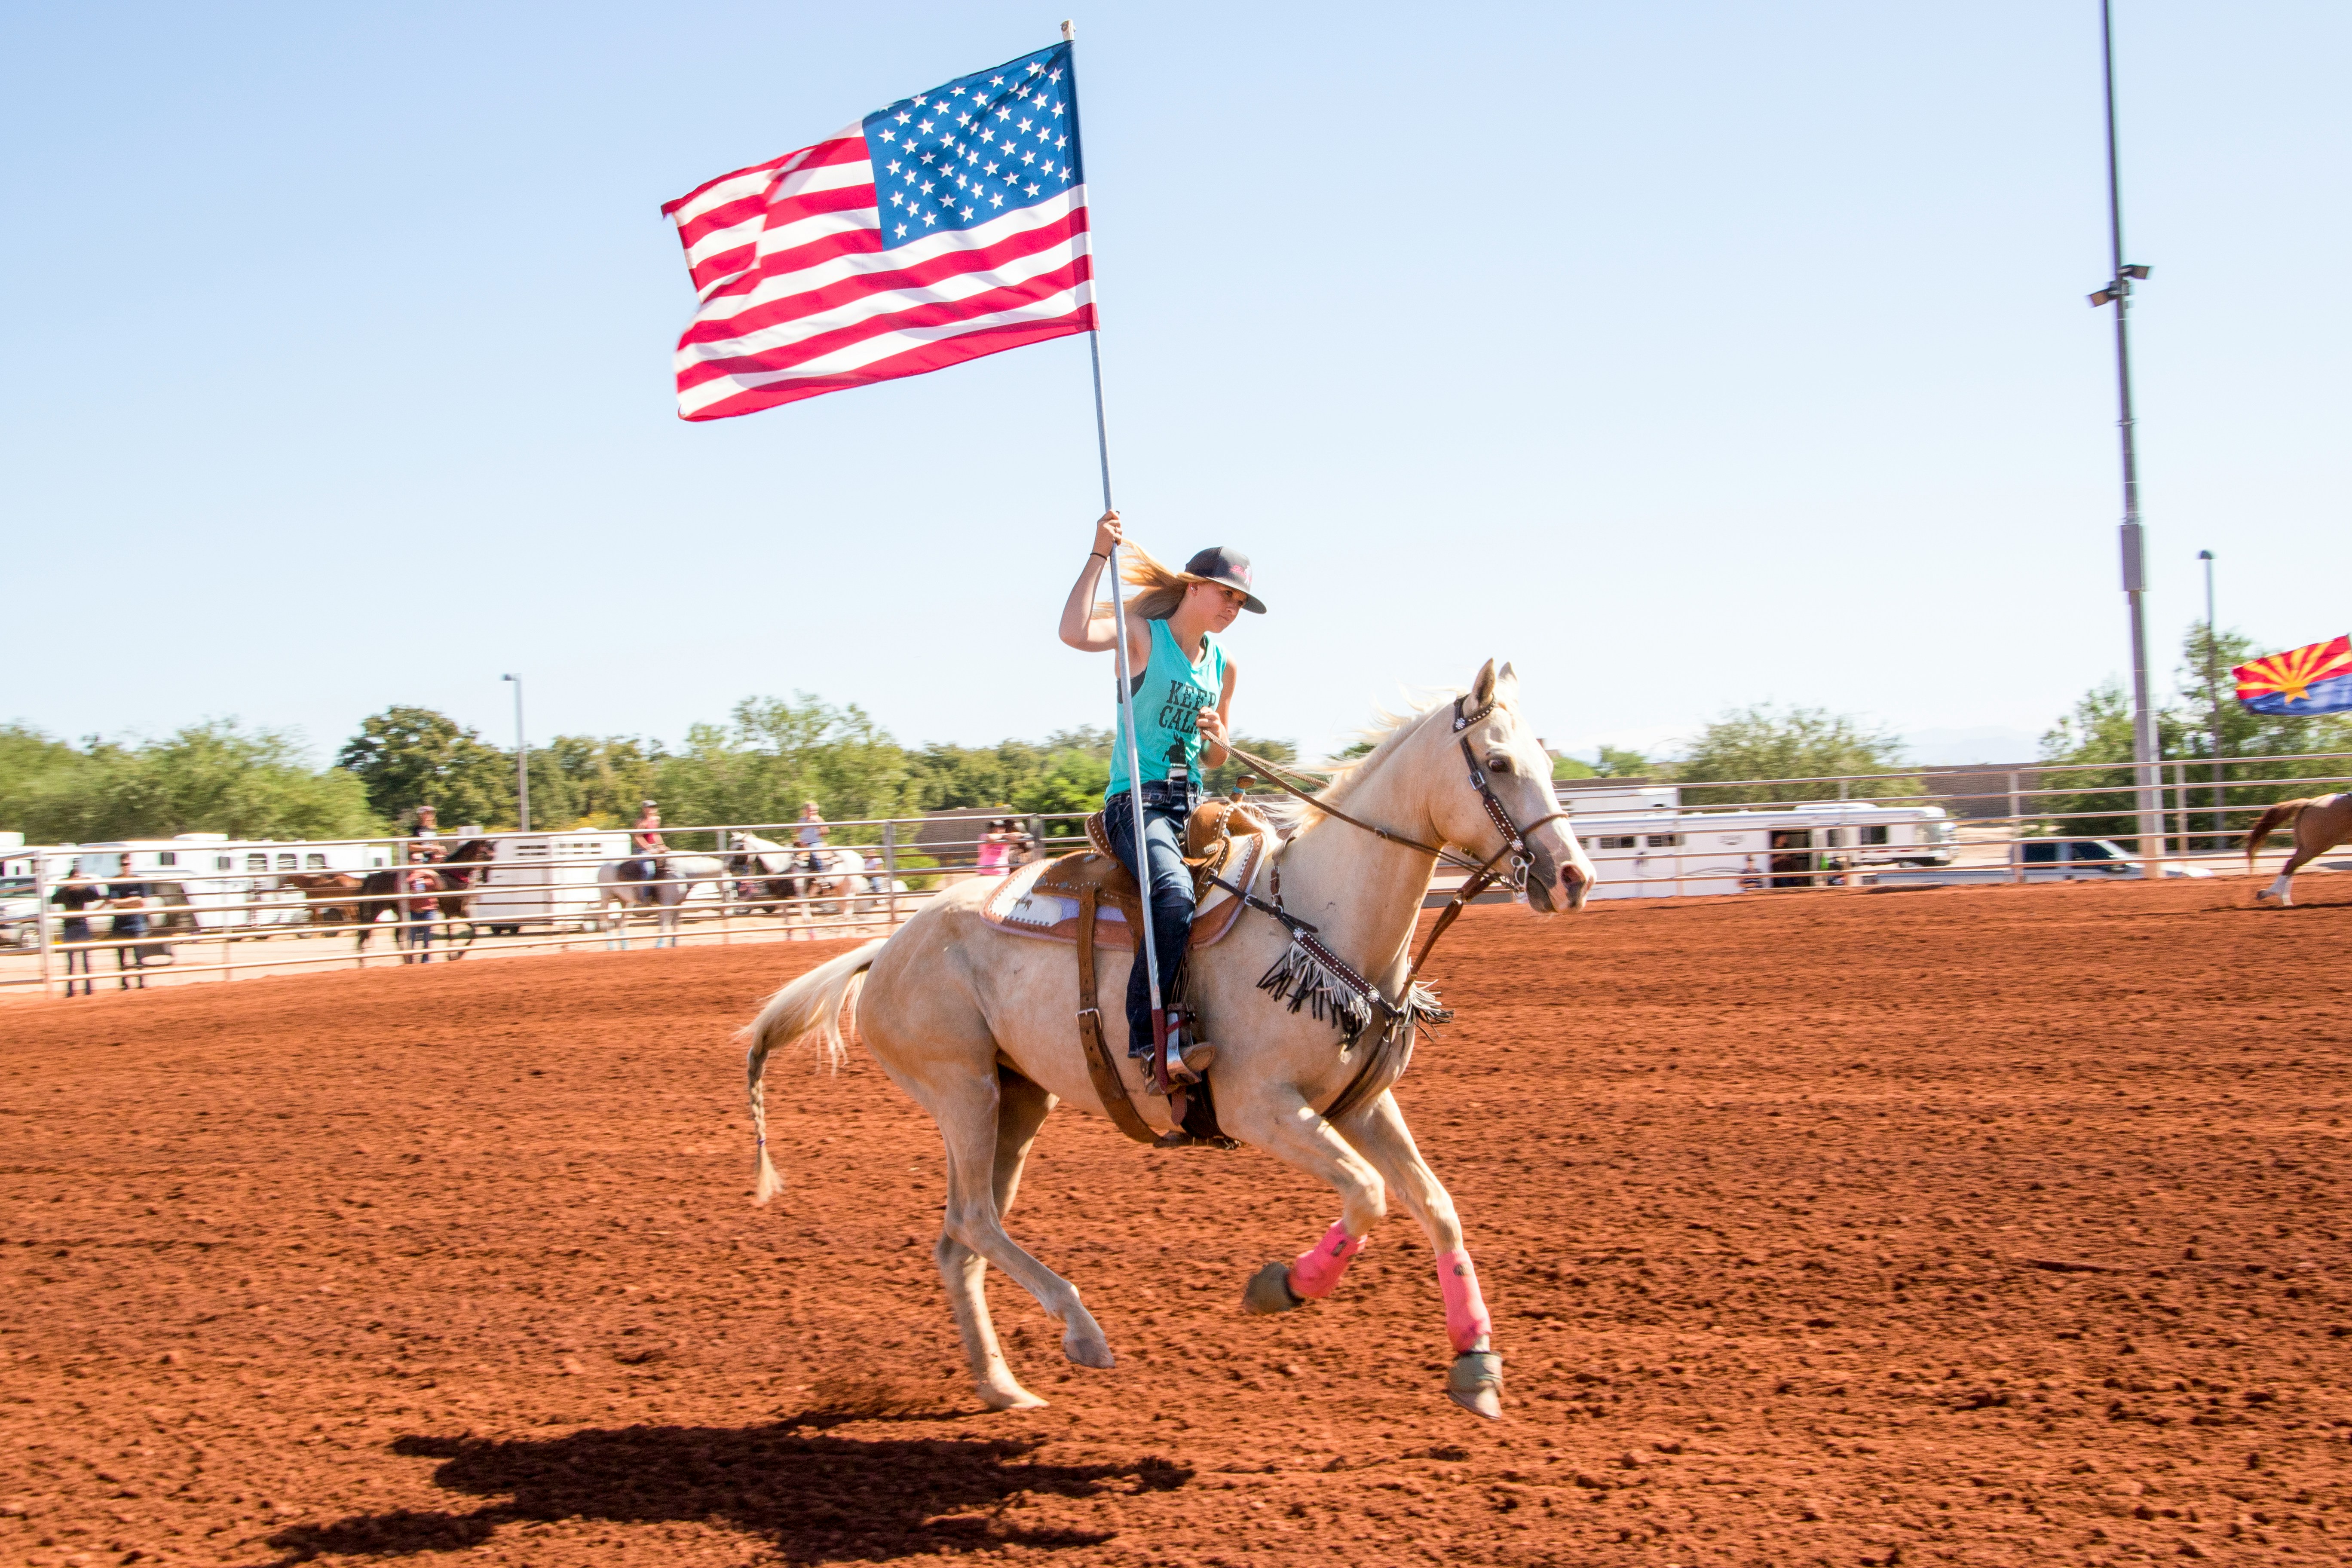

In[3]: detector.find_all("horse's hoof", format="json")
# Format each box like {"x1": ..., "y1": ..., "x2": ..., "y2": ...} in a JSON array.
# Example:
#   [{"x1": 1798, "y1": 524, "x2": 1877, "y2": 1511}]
[
  {"x1": 1061, "y1": 1327, "x2": 1116, "y2": 1370},
  {"x1": 1446, "y1": 1351, "x2": 1505, "y2": 1420},
  {"x1": 1242, "y1": 1261, "x2": 1306, "y2": 1316},
  {"x1": 976, "y1": 1382, "x2": 1049, "y2": 1412}
]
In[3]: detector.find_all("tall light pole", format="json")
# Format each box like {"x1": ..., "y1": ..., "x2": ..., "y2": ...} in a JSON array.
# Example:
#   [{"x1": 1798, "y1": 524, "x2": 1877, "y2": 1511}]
[
  {"x1": 2199, "y1": 549, "x2": 2221, "y2": 841},
  {"x1": 501, "y1": 673, "x2": 530, "y2": 832},
  {"x1": 2087, "y1": 0, "x2": 2161, "y2": 874}
]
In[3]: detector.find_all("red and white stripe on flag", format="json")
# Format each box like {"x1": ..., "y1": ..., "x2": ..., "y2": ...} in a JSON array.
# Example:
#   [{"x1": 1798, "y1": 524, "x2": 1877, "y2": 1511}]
[{"x1": 663, "y1": 126, "x2": 1093, "y2": 421}]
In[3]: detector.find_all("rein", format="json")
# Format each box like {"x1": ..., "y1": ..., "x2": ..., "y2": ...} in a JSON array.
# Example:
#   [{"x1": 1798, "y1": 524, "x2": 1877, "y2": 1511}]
[{"x1": 1222, "y1": 692, "x2": 1574, "y2": 983}]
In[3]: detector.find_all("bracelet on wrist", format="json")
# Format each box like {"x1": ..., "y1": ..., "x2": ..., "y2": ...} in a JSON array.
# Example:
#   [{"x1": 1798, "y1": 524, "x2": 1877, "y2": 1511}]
[{"x1": 1088, "y1": 550, "x2": 1108, "y2": 561}]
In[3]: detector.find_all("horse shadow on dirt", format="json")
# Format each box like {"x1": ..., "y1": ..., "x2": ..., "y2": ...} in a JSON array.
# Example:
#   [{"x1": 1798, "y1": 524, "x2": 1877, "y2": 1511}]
[{"x1": 260, "y1": 1402, "x2": 1189, "y2": 1564}]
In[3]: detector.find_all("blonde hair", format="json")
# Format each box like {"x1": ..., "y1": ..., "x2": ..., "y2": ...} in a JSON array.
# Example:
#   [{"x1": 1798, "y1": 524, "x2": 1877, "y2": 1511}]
[{"x1": 1097, "y1": 542, "x2": 1206, "y2": 622}]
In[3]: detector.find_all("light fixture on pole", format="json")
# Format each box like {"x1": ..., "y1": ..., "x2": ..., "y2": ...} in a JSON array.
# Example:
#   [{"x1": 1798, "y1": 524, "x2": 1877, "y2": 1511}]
[
  {"x1": 2087, "y1": 0, "x2": 2162, "y2": 876},
  {"x1": 501, "y1": 674, "x2": 530, "y2": 832},
  {"x1": 2198, "y1": 549, "x2": 2221, "y2": 841}
]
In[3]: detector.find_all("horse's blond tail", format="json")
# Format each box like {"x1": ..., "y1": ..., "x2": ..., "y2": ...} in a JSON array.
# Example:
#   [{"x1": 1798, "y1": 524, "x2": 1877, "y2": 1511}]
[
  {"x1": 741, "y1": 937, "x2": 888, "y2": 1206},
  {"x1": 2243, "y1": 799, "x2": 2312, "y2": 875}
]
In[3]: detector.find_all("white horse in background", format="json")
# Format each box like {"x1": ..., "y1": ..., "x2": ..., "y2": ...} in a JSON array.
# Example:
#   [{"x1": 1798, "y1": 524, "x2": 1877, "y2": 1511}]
[
  {"x1": 597, "y1": 853, "x2": 726, "y2": 949},
  {"x1": 741, "y1": 661, "x2": 1594, "y2": 1418},
  {"x1": 731, "y1": 831, "x2": 872, "y2": 918}
]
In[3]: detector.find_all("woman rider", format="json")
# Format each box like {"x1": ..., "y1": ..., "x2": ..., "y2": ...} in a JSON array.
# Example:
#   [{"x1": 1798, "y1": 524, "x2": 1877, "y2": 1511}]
[{"x1": 1057, "y1": 509, "x2": 1264, "y2": 1086}]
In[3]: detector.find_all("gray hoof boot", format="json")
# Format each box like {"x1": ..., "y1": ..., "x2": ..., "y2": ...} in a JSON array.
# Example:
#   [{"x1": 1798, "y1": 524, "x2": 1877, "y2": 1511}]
[
  {"x1": 1447, "y1": 1350, "x2": 1505, "y2": 1419},
  {"x1": 1242, "y1": 1261, "x2": 1305, "y2": 1316}
]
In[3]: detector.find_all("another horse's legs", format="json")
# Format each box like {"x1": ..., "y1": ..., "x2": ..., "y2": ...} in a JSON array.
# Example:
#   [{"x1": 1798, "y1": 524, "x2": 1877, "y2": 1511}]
[
  {"x1": 1338, "y1": 1090, "x2": 1504, "y2": 1419},
  {"x1": 923, "y1": 1070, "x2": 1114, "y2": 1376},
  {"x1": 603, "y1": 896, "x2": 629, "y2": 952},
  {"x1": 935, "y1": 1069, "x2": 1058, "y2": 1410},
  {"x1": 1219, "y1": 1091, "x2": 1386, "y2": 1314}
]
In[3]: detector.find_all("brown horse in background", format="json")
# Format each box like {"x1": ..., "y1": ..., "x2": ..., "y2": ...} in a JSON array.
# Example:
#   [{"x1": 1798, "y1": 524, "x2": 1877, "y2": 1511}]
[
  {"x1": 2245, "y1": 794, "x2": 2352, "y2": 906},
  {"x1": 282, "y1": 872, "x2": 362, "y2": 932},
  {"x1": 352, "y1": 839, "x2": 497, "y2": 954}
]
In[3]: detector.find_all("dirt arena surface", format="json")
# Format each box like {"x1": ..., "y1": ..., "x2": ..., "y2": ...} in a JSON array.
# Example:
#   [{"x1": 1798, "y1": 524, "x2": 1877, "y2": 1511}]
[{"x1": 4, "y1": 878, "x2": 2348, "y2": 1567}]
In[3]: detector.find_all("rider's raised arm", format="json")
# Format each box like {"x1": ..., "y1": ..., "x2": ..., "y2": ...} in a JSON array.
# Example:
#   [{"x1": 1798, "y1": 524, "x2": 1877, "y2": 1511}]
[{"x1": 1057, "y1": 511, "x2": 1150, "y2": 665}]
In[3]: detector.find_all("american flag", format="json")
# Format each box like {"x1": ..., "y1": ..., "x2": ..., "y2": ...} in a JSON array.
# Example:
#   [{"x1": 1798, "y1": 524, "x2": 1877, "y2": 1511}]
[{"x1": 663, "y1": 41, "x2": 1092, "y2": 422}]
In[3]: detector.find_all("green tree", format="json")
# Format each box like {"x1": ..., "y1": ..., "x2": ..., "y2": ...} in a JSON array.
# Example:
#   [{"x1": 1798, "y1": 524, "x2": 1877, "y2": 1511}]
[
  {"x1": 0, "y1": 724, "x2": 101, "y2": 837},
  {"x1": 336, "y1": 707, "x2": 517, "y2": 829},
  {"x1": 1592, "y1": 745, "x2": 1653, "y2": 779},
  {"x1": 1672, "y1": 705, "x2": 1917, "y2": 805},
  {"x1": 1, "y1": 721, "x2": 380, "y2": 843},
  {"x1": 529, "y1": 735, "x2": 663, "y2": 828},
  {"x1": 1550, "y1": 753, "x2": 1598, "y2": 781},
  {"x1": 654, "y1": 694, "x2": 916, "y2": 835}
]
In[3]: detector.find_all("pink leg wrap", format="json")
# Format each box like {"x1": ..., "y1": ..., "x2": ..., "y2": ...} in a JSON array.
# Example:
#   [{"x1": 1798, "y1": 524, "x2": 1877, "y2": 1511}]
[
  {"x1": 1436, "y1": 1247, "x2": 1492, "y2": 1354},
  {"x1": 1288, "y1": 1221, "x2": 1366, "y2": 1299}
]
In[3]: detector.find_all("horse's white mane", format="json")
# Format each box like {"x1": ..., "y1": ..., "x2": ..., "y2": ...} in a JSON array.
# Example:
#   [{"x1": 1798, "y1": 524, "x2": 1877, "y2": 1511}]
[{"x1": 1258, "y1": 689, "x2": 1463, "y2": 837}]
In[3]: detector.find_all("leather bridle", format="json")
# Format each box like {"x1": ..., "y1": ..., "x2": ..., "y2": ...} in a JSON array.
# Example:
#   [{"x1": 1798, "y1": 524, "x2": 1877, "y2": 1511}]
[{"x1": 1223, "y1": 691, "x2": 1577, "y2": 981}]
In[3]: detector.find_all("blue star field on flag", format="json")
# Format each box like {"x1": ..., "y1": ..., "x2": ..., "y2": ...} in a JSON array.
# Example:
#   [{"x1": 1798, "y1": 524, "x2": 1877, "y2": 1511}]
[{"x1": 862, "y1": 42, "x2": 1084, "y2": 251}]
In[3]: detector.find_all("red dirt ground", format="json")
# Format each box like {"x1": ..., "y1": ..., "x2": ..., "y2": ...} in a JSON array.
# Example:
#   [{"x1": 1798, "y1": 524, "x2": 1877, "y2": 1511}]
[{"x1": 3, "y1": 879, "x2": 2348, "y2": 1568}]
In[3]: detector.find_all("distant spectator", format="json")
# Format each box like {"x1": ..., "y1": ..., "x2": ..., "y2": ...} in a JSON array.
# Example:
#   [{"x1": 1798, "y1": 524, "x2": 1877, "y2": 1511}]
[
  {"x1": 976, "y1": 819, "x2": 1014, "y2": 879},
  {"x1": 49, "y1": 873, "x2": 101, "y2": 998},
  {"x1": 104, "y1": 865, "x2": 150, "y2": 990},
  {"x1": 399, "y1": 851, "x2": 440, "y2": 965}
]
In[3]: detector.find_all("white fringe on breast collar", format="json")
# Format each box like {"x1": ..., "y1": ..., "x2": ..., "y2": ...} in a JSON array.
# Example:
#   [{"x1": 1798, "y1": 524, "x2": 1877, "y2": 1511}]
[{"x1": 1255, "y1": 930, "x2": 1453, "y2": 1053}]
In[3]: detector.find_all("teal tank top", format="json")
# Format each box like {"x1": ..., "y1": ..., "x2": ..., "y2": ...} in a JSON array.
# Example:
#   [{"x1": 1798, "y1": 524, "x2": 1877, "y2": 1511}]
[{"x1": 1106, "y1": 618, "x2": 1227, "y2": 800}]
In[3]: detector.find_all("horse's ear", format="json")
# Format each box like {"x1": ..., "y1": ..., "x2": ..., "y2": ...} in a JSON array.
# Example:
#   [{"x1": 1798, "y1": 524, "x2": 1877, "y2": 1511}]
[
  {"x1": 1469, "y1": 658, "x2": 1498, "y2": 708},
  {"x1": 1498, "y1": 660, "x2": 1518, "y2": 695}
]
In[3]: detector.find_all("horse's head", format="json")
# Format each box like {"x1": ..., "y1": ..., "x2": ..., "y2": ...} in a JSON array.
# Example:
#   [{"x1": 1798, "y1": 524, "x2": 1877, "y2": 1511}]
[
  {"x1": 436, "y1": 838, "x2": 496, "y2": 887},
  {"x1": 1412, "y1": 659, "x2": 1593, "y2": 914}
]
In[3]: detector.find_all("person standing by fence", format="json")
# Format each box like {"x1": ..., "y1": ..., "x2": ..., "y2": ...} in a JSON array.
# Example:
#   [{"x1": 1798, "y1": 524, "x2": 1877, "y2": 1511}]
[
  {"x1": 399, "y1": 850, "x2": 439, "y2": 964},
  {"x1": 976, "y1": 819, "x2": 1013, "y2": 879},
  {"x1": 49, "y1": 871, "x2": 101, "y2": 997},
  {"x1": 104, "y1": 863, "x2": 150, "y2": 990}
]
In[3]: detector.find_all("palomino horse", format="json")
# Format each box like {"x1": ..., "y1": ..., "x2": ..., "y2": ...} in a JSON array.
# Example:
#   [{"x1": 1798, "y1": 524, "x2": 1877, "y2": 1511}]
[
  {"x1": 742, "y1": 661, "x2": 1593, "y2": 1418},
  {"x1": 597, "y1": 854, "x2": 727, "y2": 949},
  {"x1": 2245, "y1": 793, "x2": 2352, "y2": 905},
  {"x1": 351, "y1": 839, "x2": 496, "y2": 956}
]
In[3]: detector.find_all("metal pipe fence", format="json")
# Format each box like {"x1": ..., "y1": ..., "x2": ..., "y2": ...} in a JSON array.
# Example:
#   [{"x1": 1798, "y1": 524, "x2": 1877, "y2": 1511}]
[
  {"x1": 4, "y1": 812, "x2": 1097, "y2": 996},
  {"x1": 8, "y1": 749, "x2": 2349, "y2": 994},
  {"x1": 1559, "y1": 749, "x2": 2352, "y2": 897}
]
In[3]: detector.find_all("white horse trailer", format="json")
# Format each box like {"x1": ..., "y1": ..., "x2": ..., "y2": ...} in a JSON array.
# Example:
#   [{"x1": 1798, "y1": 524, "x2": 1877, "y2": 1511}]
[
  {"x1": 1573, "y1": 802, "x2": 1956, "y2": 900},
  {"x1": 62, "y1": 835, "x2": 390, "y2": 931},
  {"x1": 472, "y1": 832, "x2": 632, "y2": 933}
]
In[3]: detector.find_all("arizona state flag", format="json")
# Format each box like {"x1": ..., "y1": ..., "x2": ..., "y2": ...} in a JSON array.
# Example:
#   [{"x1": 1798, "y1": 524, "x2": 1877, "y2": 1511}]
[{"x1": 2234, "y1": 635, "x2": 2352, "y2": 715}]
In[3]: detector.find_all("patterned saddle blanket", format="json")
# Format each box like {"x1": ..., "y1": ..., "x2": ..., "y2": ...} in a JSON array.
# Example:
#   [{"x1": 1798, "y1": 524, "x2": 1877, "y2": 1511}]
[{"x1": 980, "y1": 831, "x2": 1271, "y2": 952}]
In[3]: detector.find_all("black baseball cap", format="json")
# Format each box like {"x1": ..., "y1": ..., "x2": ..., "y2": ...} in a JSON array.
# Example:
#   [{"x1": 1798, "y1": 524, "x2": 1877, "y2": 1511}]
[{"x1": 1184, "y1": 546, "x2": 1266, "y2": 614}]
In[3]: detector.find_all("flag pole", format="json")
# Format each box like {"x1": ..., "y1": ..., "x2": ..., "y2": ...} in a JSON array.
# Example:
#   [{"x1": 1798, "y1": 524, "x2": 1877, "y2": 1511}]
[{"x1": 1064, "y1": 18, "x2": 1173, "y2": 1093}]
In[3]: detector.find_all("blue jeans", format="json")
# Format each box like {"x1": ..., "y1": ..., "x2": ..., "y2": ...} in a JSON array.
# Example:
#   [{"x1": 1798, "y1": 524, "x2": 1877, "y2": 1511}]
[
  {"x1": 403, "y1": 913, "x2": 435, "y2": 962},
  {"x1": 1102, "y1": 789, "x2": 1192, "y2": 1059}
]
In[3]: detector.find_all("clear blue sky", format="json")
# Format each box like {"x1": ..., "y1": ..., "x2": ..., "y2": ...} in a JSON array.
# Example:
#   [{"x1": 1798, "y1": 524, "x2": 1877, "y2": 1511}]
[{"x1": 6, "y1": 2, "x2": 2345, "y2": 767}]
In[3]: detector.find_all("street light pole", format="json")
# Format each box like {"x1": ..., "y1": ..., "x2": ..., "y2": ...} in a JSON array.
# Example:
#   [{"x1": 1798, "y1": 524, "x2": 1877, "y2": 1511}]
[
  {"x1": 2088, "y1": 0, "x2": 2161, "y2": 876},
  {"x1": 2199, "y1": 549, "x2": 2221, "y2": 842},
  {"x1": 501, "y1": 674, "x2": 530, "y2": 832}
]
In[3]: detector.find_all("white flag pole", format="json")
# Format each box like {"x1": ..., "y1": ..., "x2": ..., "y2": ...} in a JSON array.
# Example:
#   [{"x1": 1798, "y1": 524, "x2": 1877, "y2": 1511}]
[{"x1": 1063, "y1": 18, "x2": 1172, "y2": 1091}]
